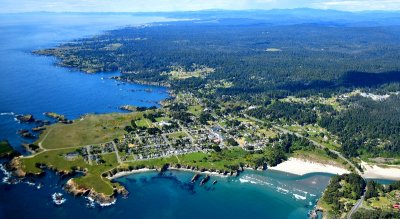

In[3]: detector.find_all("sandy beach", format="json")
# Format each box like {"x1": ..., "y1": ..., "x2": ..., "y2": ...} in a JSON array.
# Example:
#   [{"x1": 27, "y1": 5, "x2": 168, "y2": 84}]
[
  {"x1": 361, "y1": 161, "x2": 400, "y2": 180},
  {"x1": 269, "y1": 157, "x2": 350, "y2": 176},
  {"x1": 108, "y1": 168, "x2": 153, "y2": 180}
]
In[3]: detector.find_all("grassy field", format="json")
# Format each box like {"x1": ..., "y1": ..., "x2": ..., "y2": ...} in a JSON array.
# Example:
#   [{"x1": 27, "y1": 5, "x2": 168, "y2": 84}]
[
  {"x1": 37, "y1": 113, "x2": 140, "y2": 149},
  {"x1": 73, "y1": 153, "x2": 120, "y2": 195},
  {"x1": 135, "y1": 118, "x2": 153, "y2": 128},
  {"x1": 21, "y1": 148, "x2": 87, "y2": 174},
  {"x1": 155, "y1": 116, "x2": 171, "y2": 122},
  {"x1": 20, "y1": 149, "x2": 119, "y2": 195},
  {"x1": 258, "y1": 128, "x2": 277, "y2": 138},
  {"x1": 188, "y1": 105, "x2": 203, "y2": 116},
  {"x1": 167, "y1": 132, "x2": 188, "y2": 139}
]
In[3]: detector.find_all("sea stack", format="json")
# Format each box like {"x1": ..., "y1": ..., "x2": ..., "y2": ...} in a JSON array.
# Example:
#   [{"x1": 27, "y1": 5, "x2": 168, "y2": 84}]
[
  {"x1": 200, "y1": 175, "x2": 210, "y2": 186},
  {"x1": 191, "y1": 173, "x2": 200, "y2": 183},
  {"x1": 16, "y1": 114, "x2": 35, "y2": 123}
]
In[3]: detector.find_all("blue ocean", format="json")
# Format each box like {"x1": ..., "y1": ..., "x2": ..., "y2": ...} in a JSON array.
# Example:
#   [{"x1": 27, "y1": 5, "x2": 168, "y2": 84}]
[{"x1": 0, "y1": 13, "x2": 331, "y2": 219}]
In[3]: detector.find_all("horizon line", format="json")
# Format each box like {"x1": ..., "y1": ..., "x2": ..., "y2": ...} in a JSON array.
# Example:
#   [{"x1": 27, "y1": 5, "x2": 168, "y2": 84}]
[{"x1": 1, "y1": 8, "x2": 400, "y2": 15}]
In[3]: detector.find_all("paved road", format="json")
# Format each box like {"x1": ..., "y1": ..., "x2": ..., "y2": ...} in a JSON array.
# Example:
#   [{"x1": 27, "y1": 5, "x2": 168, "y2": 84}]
[
  {"x1": 347, "y1": 195, "x2": 364, "y2": 219},
  {"x1": 111, "y1": 141, "x2": 122, "y2": 164},
  {"x1": 86, "y1": 145, "x2": 93, "y2": 165}
]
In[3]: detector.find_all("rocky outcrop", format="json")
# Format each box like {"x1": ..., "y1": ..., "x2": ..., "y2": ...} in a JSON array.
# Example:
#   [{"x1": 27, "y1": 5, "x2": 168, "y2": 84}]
[
  {"x1": 44, "y1": 112, "x2": 72, "y2": 124},
  {"x1": 65, "y1": 179, "x2": 128, "y2": 206},
  {"x1": 120, "y1": 105, "x2": 137, "y2": 112},
  {"x1": 191, "y1": 173, "x2": 200, "y2": 183},
  {"x1": 200, "y1": 175, "x2": 210, "y2": 186},
  {"x1": 32, "y1": 126, "x2": 46, "y2": 132},
  {"x1": 17, "y1": 129, "x2": 35, "y2": 139},
  {"x1": 6, "y1": 158, "x2": 26, "y2": 178},
  {"x1": 65, "y1": 179, "x2": 91, "y2": 196},
  {"x1": 114, "y1": 186, "x2": 129, "y2": 197},
  {"x1": 89, "y1": 191, "x2": 116, "y2": 206},
  {"x1": 16, "y1": 114, "x2": 35, "y2": 123}
]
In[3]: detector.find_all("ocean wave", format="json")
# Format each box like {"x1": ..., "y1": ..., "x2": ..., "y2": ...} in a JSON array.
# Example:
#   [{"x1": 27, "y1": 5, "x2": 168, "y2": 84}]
[
  {"x1": 239, "y1": 175, "x2": 273, "y2": 186},
  {"x1": 239, "y1": 178, "x2": 257, "y2": 184},
  {"x1": 293, "y1": 188, "x2": 308, "y2": 195},
  {"x1": 0, "y1": 164, "x2": 17, "y2": 184},
  {"x1": 0, "y1": 112, "x2": 15, "y2": 116},
  {"x1": 276, "y1": 187, "x2": 289, "y2": 194},
  {"x1": 98, "y1": 199, "x2": 116, "y2": 207},
  {"x1": 293, "y1": 194, "x2": 307, "y2": 200},
  {"x1": 85, "y1": 197, "x2": 96, "y2": 208},
  {"x1": 26, "y1": 181, "x2": 35, "y2": 186}
]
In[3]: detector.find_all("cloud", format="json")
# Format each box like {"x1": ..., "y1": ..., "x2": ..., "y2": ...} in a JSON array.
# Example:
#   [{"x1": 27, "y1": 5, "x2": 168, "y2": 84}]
[
  {"x1": 312, "y1": 0, "x2": 400, "y2": 11},
  {"x1": 0, "y1": 0, "x2": 399, "y2": 13}
]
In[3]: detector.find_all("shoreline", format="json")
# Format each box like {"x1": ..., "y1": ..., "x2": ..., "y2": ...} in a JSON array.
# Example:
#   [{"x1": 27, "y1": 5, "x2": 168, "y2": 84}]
[
  {"x1": 108, "y1": 167, "x2": 231, "y2": 180},
  {"x1": 107, "y1": 157, "x2": 355, "y2": 181},
  {"x1": 107, "y1": 158, "x2": 400, "y2": 181},
  {"x1": 269, "y1": 157, "x2": 350, "y2": 176}
]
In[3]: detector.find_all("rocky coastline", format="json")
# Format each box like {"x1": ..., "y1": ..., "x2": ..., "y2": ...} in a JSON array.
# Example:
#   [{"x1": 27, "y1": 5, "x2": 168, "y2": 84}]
[
  {"x1": 105, "y1": 163, "x2": 245, "y2": 181},
  {"x1": 6, "y1": 157, "x2": 128, "y2": 206},
  {"x1": 64, "y1": 179, "x2": 128, "y2": 206}
]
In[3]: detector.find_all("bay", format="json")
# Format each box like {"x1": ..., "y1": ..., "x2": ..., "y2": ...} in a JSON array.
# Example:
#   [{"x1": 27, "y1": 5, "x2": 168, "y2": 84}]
[{"x1": 0, "y1": 13, "x2": 171, "y2": 152}]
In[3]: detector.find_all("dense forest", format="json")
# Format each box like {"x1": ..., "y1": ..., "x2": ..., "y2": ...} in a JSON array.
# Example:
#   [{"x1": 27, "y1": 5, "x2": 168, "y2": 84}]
[
  {"x1": 319, "y1": 96, "x2": 400, "y2": 157},
  {"x1": 35, "y1": 19, "x2": 400, "y2": 99}
]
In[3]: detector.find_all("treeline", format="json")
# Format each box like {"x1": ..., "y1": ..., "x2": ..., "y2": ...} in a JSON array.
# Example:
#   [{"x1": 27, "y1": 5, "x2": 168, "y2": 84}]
[{"x1": 319, "y1": 96, "x2": 400, "y2": 157}]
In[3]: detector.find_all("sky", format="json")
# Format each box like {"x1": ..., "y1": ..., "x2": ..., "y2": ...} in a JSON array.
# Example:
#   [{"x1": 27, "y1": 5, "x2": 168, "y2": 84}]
[{"x1": 1, "y1": 0, "x2": 400, "y2": 13}]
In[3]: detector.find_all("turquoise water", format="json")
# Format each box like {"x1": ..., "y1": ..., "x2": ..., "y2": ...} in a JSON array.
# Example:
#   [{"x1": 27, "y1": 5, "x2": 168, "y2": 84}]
[
  {"x1": 0, "y1": 166, "x2": 331, "y2": 219},
  {"x1": 115, "y1": 170, "x2": 331, "y2": 219},
  {"x1": 0, "y1": 13, "x2": 333, "y2": 219}
]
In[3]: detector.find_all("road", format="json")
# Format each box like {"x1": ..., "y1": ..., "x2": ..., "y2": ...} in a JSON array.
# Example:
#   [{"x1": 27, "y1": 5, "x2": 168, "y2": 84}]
[
  {"x1": 86, "y1": 145, "x2": 93, "y2": 165},
  {"x1": 347, "y1": 195, "x2": 363, "y2": 219},
  {"x1": 111, "y1": 141, "x2": 122, "y2": 164}
]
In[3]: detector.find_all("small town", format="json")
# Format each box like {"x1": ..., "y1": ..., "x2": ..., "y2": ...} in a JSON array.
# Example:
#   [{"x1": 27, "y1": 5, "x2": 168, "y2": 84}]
[{"x1": 77, "y1": 93, "x2": 276, "y2": 165}]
